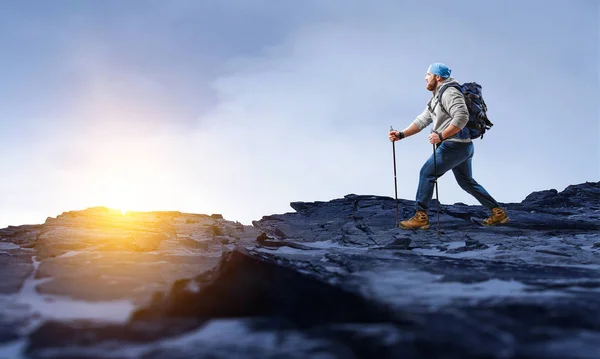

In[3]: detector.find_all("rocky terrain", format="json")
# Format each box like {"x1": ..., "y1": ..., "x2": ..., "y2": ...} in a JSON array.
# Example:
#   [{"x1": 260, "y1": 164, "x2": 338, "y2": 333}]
[{"x1": 0, "y1": 181, "x2": 598, "y2": 359}]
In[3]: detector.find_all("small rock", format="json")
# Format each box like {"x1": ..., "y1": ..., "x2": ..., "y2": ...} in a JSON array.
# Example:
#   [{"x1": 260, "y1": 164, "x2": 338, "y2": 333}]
[
  {"x1": 535, "y1": 249, "x2": 572, "y2": 257},
  {"x1": 465, "y1": 239, "x2": 479, "y2": 247},
  {"x1": 388, "y1": 236, "x2": 411, "y2": 249},
  {"x1": 216, "y1": 236, "x2": 230, "y2": 245},
  {"x1": 256, "y1": 233, "x2": 282, "y2": 247},
  {"x1": 273, "y1": 228, "x2": 287, "y2": 239},
  {"x1": 447, "y1": 243, "x2": 489, "y2": 253}
]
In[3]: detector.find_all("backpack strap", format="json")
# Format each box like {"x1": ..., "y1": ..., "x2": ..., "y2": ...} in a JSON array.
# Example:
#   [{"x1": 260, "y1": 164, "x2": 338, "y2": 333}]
[
  {"x1": 426, "y1": 97, "x2": 436, "y2": 114},
  {"x1": 435, "y1": 83, "x2": 463, "y2": 117}
]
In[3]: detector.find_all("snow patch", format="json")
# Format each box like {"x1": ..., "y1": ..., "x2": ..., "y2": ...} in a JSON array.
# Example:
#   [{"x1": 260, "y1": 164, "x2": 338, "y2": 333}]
[
  {"x1": 0, "y1": 339, "x2": 26, "y2": 359},
  {"x1": 361, "y1": 269, "x2": 569, "y2": 308},
  {"x1": 257, "y1": 240, "x2": 370, "y2": 255},
  {"x1": 412, "y1": 244, "x2": 499, "y2": 259},
  {"x1": 0, "y1": 242, "x2": 19, "y2": 250},
  {"x1": 185, "y1": 280, "x2": 201, "y2": 293},
  {"x1": 15, "y1": 256, "x2": 135, "y2": 323},
  {"x1": 56, "y1": 251, "x2": 83, "y2": 258}
]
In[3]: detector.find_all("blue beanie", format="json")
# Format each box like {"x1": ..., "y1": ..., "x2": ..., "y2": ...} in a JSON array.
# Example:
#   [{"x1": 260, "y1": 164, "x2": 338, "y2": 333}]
[{"x1": 427, "y1": 63, "x2": 451, "y2": 78}]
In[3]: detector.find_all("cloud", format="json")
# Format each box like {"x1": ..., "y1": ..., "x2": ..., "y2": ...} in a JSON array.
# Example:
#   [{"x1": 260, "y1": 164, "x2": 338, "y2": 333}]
[{"x1": 0, "y1": 1, "x2": 597, "y2": 228}]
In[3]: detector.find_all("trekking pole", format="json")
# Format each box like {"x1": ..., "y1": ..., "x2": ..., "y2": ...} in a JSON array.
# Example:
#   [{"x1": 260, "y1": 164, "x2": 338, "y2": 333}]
[
  {"x1": 391, "y1": 126, "x2": 399, "y2": 227},
  {"x1": 432, "y1": 144, "x2": 441, "y2": 237}
]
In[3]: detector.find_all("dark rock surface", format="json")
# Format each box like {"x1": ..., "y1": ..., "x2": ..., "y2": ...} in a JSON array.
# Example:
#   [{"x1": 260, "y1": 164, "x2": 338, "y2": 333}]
[{"x1": 0, "y1": 182, "x2": 599, "y2": 358}]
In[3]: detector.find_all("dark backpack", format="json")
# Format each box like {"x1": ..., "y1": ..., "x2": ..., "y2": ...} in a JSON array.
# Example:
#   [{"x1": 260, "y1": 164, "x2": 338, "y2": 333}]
[{"x1": 435, "y1": 82, "x2": 494, "y2": 139}]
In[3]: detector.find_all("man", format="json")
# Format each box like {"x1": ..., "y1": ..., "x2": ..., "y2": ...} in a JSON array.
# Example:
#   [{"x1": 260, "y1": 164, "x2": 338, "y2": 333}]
[{"x1": 388, "y1": 63, "x2": 508, "y2": 229}]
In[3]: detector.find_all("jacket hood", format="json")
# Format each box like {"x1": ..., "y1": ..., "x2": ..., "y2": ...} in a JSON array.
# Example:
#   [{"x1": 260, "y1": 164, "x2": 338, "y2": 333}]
[{"x1": 434, "y1": 77, "x2": 459, "y2": 95}]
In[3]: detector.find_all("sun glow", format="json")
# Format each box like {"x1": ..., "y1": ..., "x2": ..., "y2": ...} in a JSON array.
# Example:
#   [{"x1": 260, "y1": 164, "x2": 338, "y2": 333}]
[
  {"x1": 60, "y1": 127, "x2": 204, "y2": 221},
  {"x1": 100, "y1": 189, "x2": 160, "y2": 217},
  {"x1": 103, "y1": 197, "x2": 142, "y2": 216},
  {"x1": 88, "y1": 173, "x2": 175, "y2": 217}
]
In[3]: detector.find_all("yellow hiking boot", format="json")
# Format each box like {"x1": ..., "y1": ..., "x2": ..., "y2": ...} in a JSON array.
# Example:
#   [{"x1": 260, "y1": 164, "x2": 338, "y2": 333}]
[
  {"x1": 482, "y1": 207, "x2": 509, "y2": 226},
  {"x1": 399, "y1": 210, "x2": 430, "y2": 230}
]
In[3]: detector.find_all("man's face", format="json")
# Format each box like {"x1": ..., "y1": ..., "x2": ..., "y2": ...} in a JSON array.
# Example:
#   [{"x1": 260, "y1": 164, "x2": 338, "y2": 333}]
[{"x1": 425, "y1": 72, "x2": 438, "y2": 91}]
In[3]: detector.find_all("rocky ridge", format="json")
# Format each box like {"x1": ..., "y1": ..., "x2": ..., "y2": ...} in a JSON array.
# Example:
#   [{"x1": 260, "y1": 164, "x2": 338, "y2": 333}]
[{"x1": 0, "y1": 182, "x2": 598, "y2": 358}]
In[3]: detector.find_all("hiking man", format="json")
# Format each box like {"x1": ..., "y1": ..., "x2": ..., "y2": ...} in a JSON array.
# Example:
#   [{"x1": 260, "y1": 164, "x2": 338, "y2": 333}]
[{"x1": 388, "y1": 63, "x2": 508, "y2": 229}]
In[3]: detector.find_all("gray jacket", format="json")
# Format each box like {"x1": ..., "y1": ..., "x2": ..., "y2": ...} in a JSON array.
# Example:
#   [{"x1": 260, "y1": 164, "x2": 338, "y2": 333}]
[{"x1": 412, "y1": 77, "x2": 470, "y2": 142}]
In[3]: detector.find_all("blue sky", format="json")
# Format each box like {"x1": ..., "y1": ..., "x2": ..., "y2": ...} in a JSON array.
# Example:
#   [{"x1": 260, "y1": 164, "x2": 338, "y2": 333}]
[{"x1": 1, "y1": 0, "x2": 598, "y2": 228}]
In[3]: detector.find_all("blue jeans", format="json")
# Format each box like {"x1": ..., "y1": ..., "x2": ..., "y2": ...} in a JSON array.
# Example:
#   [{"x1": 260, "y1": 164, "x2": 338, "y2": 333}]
[{"x1": 415, "y1": 141, "x2": 500, "y2": 211}]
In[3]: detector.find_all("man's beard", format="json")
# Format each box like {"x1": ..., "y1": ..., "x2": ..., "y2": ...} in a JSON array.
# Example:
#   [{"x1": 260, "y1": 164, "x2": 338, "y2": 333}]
[{"x1": 426, "y1": 78, "x2": 437, "y2": 91}]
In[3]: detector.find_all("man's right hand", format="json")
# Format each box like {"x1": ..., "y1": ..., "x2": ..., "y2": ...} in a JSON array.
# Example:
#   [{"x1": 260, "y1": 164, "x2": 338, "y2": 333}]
[{"x1": 389, "y1": 131, "x2": 402, "y2": 142}]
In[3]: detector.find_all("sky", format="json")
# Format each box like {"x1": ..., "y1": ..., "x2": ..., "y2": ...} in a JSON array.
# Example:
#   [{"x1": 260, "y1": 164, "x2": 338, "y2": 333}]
[{"x1": 0, "y1": 0, "x2": 598, "y2": 228}]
